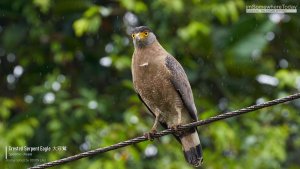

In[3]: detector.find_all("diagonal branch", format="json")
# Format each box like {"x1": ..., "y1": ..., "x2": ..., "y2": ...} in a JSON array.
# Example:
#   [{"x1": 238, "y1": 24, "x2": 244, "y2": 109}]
[{"x1": 29, "y1": 93, "x2": 300, "y2": 169}]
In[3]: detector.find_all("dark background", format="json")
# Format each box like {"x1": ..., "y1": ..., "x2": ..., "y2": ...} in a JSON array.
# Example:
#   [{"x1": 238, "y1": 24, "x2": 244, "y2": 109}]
[{"x1": 1, "y1": 0, "x2": 300, "y2": 168}]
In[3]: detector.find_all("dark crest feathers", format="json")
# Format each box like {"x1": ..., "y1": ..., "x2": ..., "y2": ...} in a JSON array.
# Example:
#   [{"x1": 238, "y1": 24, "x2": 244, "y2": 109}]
[{"x1": 131, "y1": 26, "x2": 152, "y2": 34}]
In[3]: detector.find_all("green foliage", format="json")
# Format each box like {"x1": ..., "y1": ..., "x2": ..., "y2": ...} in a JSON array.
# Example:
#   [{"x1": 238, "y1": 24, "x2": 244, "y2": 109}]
[
  {"x1": 1, "y1": 0, "x2": 300, "y2": 168},
  {"x1": 73, "y1": 6, "x2": 102, "y2": 37}
]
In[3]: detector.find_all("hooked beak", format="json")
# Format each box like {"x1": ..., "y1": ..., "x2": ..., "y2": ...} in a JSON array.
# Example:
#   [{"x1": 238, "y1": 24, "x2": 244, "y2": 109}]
[{"x1": 134, "y1": 32, "x2": 146, "y2": 41}]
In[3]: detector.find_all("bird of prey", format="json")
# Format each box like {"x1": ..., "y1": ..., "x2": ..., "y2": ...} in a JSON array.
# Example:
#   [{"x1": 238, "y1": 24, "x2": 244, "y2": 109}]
[{"x1": 130, "y1": 26, "x2": 203, "y2": 167}]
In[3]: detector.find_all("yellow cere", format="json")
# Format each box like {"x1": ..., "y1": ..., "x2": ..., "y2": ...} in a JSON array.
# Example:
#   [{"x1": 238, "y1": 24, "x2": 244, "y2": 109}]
[{"x1": 132, "y1": 31, "x2": 149, "y2": 39}]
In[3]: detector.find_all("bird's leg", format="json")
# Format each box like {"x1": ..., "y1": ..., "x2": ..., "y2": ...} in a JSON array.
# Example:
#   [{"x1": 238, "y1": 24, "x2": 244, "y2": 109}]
[
  {"x1": 177, "y1": 108, "x2": 182, "y2": 126},
  {"x1": 144, "y1": 113, "x2": 160, "y2": 141},
  {"x1": 171, "y1": 107, "x2": 183, "y2": 135},
  {"x1": 152, "y1": 113, "x2": 161, "y2": 132}
]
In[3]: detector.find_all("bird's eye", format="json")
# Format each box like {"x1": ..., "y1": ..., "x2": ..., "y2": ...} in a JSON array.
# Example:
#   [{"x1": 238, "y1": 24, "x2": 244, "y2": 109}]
[
  {"x1": 132, "y1": 34, "x2": 135, "y2": 39},
  {"x1": 144, "y1": 32, "x2": 149, "y2": 36}
]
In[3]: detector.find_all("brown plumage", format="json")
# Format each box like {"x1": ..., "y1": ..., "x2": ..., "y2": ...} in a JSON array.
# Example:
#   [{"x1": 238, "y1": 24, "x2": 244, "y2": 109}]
[{"x1": 131, "y1": 26, "x2": 203, "y2": 167}]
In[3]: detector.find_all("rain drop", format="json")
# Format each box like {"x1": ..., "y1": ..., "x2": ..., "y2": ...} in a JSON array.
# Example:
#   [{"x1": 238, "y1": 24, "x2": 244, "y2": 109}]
[
  {"x1": 123, "y1": 12, "x2": 138, "y2": 27},
  {"x1": 245, "y1": 135, "x2": 257, "y2": 145},
  {"x1": 256, "y1": 97, "x2": 265, "y2": 104},
  {"x1": 80, "y1": 142, "x2": 90, "y2": 151},
  {"x1": 57, "y1": 74, "x2": 66, "y2": 83},
  {"x1": 218, "y1": 97, "x2": 228, "y2": 111},
  {"x1": 269, "y1": 13, "x2": 285, "y2": 23},
  {"x1": 7, "y1": 53, "x2": 16, "y2": 62},
  {"x1": 24, "y1": 95, "x2": 34, "y2": 104},
  {"x1": 100, "y1": 7, "x2": 111, "y2": 17},
  {"x1": 265, "y1": 32, "x2": 275, "y2": 41},
  {"x1": 144, "y1": 144, "x2": 158, "y2": 157},
  {"x1": 130, "y1": 115, "x2": 139, "y2": 124},
  {"x1": 256, "y1": 74, "x2": 279, "y2": 86},
  {"x1": 105, "y1": 43, "x2": 114, "y2": 53},
  {"x1": 251, "y1": 49, "x2": 261, "y2": 60},
  {"x1": 88, "y1": 100, "x2": 98, "y2": 109},
  {"x1": 279, "y1": 59, "x2": 288, "y2": 68},
  {"x1": 43, "y1": 92, "x2": 55, "y2": 104},
  {"x1": 13, "y1": 65, "x2": 24, "y2": 77},
  {"x1": 123, "y1": 37, "x2": 129, "y2": 46},
  {"x1": 6, "y1": 74, "x2": 16, "y2": 84},
  {"x1": 99, "y1": 56, "x2": 112, "y2": 67},
  {"x1": 52, "y1": 81, "x2": 61, "y2": 91}
]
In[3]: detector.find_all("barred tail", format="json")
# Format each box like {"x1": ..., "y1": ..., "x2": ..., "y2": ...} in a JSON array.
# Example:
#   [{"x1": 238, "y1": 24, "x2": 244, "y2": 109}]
[{"x1": 180, "y1": 129, "x2": 203, "y2": 167}]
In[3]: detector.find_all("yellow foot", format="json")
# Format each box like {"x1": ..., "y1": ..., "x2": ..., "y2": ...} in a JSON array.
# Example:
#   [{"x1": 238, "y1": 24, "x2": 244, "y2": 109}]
[
  {"x1": 170, "y1": 125, "x2": 183, "y2": 136},
  {"x1": 144, "y1": 129, "x2": 157, "y2": 141},
  {"x1": 170, "y1": 124, "x2": 180, "y2": 131}
]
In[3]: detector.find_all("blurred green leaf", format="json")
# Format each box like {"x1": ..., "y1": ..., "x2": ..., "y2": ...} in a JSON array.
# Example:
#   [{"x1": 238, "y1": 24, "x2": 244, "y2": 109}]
[
  {"x1": 33, "y1": 0, "x2": 51, "y2": 13},
  {"x1": 73, "y1": 6, "x2": 101, "y2": 37},
  {"x1": 120, "y1": 0, "x2": 147, "y2": 13},
  {"x1": 178, "y1": 21, "x2": 211, "y2": 40},
  {"x1": 1, "y1": 0, "x2": 300, "y2": 168}
]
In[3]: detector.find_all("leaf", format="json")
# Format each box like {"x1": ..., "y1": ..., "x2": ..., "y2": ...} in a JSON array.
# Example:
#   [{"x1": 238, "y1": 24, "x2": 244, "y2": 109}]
[
  {"x1": 33, "y1": 0, "x2": 51, "y2": 13},
  {"x1": 178, "y1": 21, "x2": 211, "y2": 40}
]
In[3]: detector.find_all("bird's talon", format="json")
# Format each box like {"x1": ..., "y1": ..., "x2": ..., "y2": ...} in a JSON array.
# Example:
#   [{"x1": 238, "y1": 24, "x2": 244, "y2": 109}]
[
  {"x1": 150, "y1": 129, "x2": 157, "y2": 133},
  {"x1": 143, "y1": 132, "x2": 151, "y2": 140},
  {"x1": 144, "y1": 130, "x2": 157, "y2": 141},
  {"x1": 170, "y1": 125, "x2": 184, "y2": 136},
  {"x1": 170, "y1": 125, "x2": 180, "y2": 131}
]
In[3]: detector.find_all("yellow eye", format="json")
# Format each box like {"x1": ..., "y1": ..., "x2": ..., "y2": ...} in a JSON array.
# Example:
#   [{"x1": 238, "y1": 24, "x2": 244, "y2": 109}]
[
  {"x1": 144, "y1": 32, "x2": 148, "y2": 36},
  {"x1": 132, "y1": 34, "x2": 135, "y2": 39}
]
